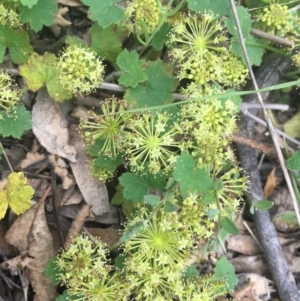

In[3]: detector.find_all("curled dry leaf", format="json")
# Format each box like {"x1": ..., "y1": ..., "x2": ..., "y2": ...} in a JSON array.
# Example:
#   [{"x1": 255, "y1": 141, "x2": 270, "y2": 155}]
[
  {"x1": 263, "y1": 167, "x2": 277, "y2": 198},
  {"x1": 5, "y1": 203, "x2": 57, "y2": 301},
  {"x1": 32, "y1": 87, "x2": 77, "y2": 162},
  {"x1": 54, "y1": 7, "x2": 72, "y2": 27},
  {"x1": 232, "y1": 273, "x2": 272, "y2": 301},
  {"x1": 20, "y1": 152, "x2": 46, "y2": 169},
  {"x1": 49, "y1": 155, "x2": 74, "y2": 189},
  {"x1": 68, "y1": 124, "x2": 109, "y2": 216},
  {"x1": 227, "y1": 235, "x2": 262, "y2": 256}
]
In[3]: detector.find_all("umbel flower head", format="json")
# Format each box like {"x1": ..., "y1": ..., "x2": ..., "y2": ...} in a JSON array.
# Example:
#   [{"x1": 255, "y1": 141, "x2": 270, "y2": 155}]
[
  {"x1": 80, "y1": 97, "x2": 131, "y2": 158},
  {"x1": 125, "y1": 0, "x2": 161, "y2": 35},
  {"x1": 257, "y1": 3, "x2": 295, "y2": 36},
  {"x1": 0, "y1": 71, "x2": 20, "y2": 112},
  {"x1": 57, "y1": 45, "x2": 105, "y2": 94},
  {"x1": 169, "y1": 13, "x2": 248, "y2": 87},
  {"x1": 123, "y1": 111, "x2": 181, "y2": 174},
  {"x1": 55, "y1": 235, "x2": 127, "y2": 300},
  {"x1": 180, "y1": 97, "x2": 238, "y2": 166},
  {"x1": 0, "y1": 4, "x2": 21, "y2": 28}
]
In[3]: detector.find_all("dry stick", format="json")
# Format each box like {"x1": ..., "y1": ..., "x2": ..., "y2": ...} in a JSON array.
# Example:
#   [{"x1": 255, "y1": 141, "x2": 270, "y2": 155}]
[
  {"x1": 250, "y1": 28, "x2": 294, "y2": 48},
  {"x1": 0, "y1": 141, "x2": 13, "y2": 172},
  {"x1": 229, "y1": 1, "x2": 300, "y2": 300}
]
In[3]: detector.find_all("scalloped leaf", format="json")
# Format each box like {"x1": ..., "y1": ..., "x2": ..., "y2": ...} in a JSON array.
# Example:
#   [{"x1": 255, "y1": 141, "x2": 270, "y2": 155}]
[
  {"x1": 19, "y1": 53, "x2": 72, "y2": 102},
  {"x1": 125, "y1": 60, "x2": 178, "y2": 109},
  {"x1": 81, "y1": 0, "x2": 124, "y2": 28},
  {"x1": 19, "y1": 0, "x2": 57, "y2": 32},
  {"x1": 0, "y1": 105, "x2": 31, "y2": 138},
  {"x1": 116, "y1": 49, "x2": 147, "y2": 88},
  {"x1": 0, "y1": 172, "x2": 34, "y2": 219},
  {"x1": 0, "y1": 25, "x2": 33, "y2": 64}
]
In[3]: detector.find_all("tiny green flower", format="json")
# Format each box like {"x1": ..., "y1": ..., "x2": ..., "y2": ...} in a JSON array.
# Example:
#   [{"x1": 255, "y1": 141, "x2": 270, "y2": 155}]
[
  {"x1": 0, "y1": 71, "x2": 20, "y2": 112},
  {"x1": 125, "y1": 0, "x2": 162, "y2": 35},
  {"x1": 169, "y1": 13, "x2": 228, "y2": 62},
  {"x1": 0, "y1": 4, "x2": 21, "y2": 28},
  {"x1": 257, "y1": 3, "x2": 295, "y2": 36},
  {"x1": 57, "y1": 45, "x2": 105, "y2": 94},
  {"x1": 56, "y1": 235, "x2": 109, "y2": 288},
  {"x1": 80, "y1": 97, "x2": 131, "y2": 158},
  {"x1": 123, "y1": 112, "x2": 181, "y2": 174}
]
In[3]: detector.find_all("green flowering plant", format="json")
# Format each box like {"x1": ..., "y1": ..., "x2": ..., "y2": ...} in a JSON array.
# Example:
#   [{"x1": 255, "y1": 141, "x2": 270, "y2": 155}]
[
  {"x1": 80, "y1": 97, "x2": 131, "y2": 158},
  {"x1": 256, "y1": 2, "x2": 295, "y2": 36},
  {"x1": 169, "y1": 13, "x2": 248, "y2": 88},
  {"x1": 55, "y1": 235, "x2": 127, "y2": 301},
  {"x1": 56, "y1": 45, "x2": 105, "y2": 95},
  {"x1": 123, "y1": 111, "x2": 182, "y2": 174},
  {"x1": 0, "y1": 71, "x2": 20, "y2": 112},
  {"x1": 1, "y1": 0, "x2": 298, "y2": 299}
]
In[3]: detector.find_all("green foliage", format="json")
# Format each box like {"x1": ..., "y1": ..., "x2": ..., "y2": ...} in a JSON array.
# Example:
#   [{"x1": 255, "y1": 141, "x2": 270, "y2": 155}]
[
  {"x1": 227, "y1": 6, "x2": 252, "y2": 37},
  {"x1": 19, "y1": 53, "x2": 72, "y2": 102},
  {"x1": 124, "y1": 59, "x2": 178, "y2": 108},
  {"x1": 0, "y1": 105, "x2": 31, "y2": 138},
  {"x1": 44, "y1": 257, "x2": 61, "y2": 286},
  {"x1": 143, "y1": 194, "x2": 160, "y2": 207},
  {"x1": 213, "y1": 256, "x2": 238, "y2": 291},
  {"x1": 173, "y1": 152, "x2": 213, "y2": 198},
  {"x1": 187, "y1": 0, "x2": 231, "y2": 15},
  {"x1": 81, "y1": 0, "x2": 124, "y2": 28},
  {"x1": 220, "y1": 216, "x2": 239, "y2": 235},
  {"x1": 151, "y1": 22, "x2": 171, "y2": 51},
  {"x1": 0, "y1": 25, "x2": 32, "y2": 64},
  {"x1": 19, "y1": 0, "x2": 57, "y2": 32},
  {"x1": 119, "y1": 172, "x2": 149, "y2": 203},
  {"x1": 231, "y1": 35, "x2": 264, "y2": 66},
  {"x1": 90, "y1": 23, "x2": 128, "y2": 62},
  {"x1": 116, "y1": 50, "x2": 147, "y2": 88},
  {"x1": 287, "y1": 150, "x2": 300, "y2": 171},
  {"x1": 0, "y1": 172, "x2": 34, "y2": 219},
  {"x1": 20, "y1": 0, "x2": 39, "y2": 8}
]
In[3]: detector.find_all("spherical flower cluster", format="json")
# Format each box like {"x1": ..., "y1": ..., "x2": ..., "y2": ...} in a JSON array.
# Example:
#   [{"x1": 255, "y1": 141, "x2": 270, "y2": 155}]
[
  {"x1": 169, "y1": 13, "x2": 248, "y2": 88},
  {"x1": 0, "y1": 5, "x2": 21, "y2": 28},
  {"x1": 257, "y1": 3, "x2": 295, "y2": 36},
  {"x1": 56, "y1": 235, "x2": 126, "y2": 300},
  {"x1": 123, "y1": 112, "x2": 182, "y2": 174},
  {"x1": 80, "y1": 97, "x2": 131, "y2": 158},
  {"x1": 0, "y1": 71, "x2": 20, "y2": 112},
  {"x1": 180, "y1": 97, "x2": 238, "y2": 166},
  {"x1": 57, "y1": 45, "x2": 105, "y2": 94},
  {"x1": 123, "y1": 209, "x2": 190, "y2": 301},
  {"x1": 221, "y1": 53, "x2": 249, "y2": 86},
  {"x1": 125, "y1": 0, "x2": 161, "y2": 35}
]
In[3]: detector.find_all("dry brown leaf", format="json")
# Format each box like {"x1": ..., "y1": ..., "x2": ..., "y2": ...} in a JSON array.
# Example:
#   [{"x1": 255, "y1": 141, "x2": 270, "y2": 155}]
[
  {"x1": 65, "y1": 204, "x2": 91, "y2": 245},
  {"x1": 85, "y1": 228, "x2": 121, "y2": 246},
  {"x1": 232, "y1": 273, "x2": 272, "y2": 301},
  {"x1": 54, "y1": 7, "x2": 72, "y2": 27},
  {"x1": 32, "y1": 87, "x2": 76, "y2": 162},
  {"x1": 263, "y1": 167, "x2": 277, "y2": 198},
  {"x1": 69, "y1": 124, "x2": 109, "y2": 216},
  {"x1": 5, "y1": 201, "x2": 57, "y2": 301},
  {"x1": 227, "y1": 235, "x2": 262, "y2": 256},
  {"x1": 20, "y1": 152, "x2": 46, "y2": 169},
  {"x1": 230, "y1": 255, "x2": 268, "y2": 275},
  {"x1": 49, "y1": 155, "x2": 74, "y2": 189}
]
